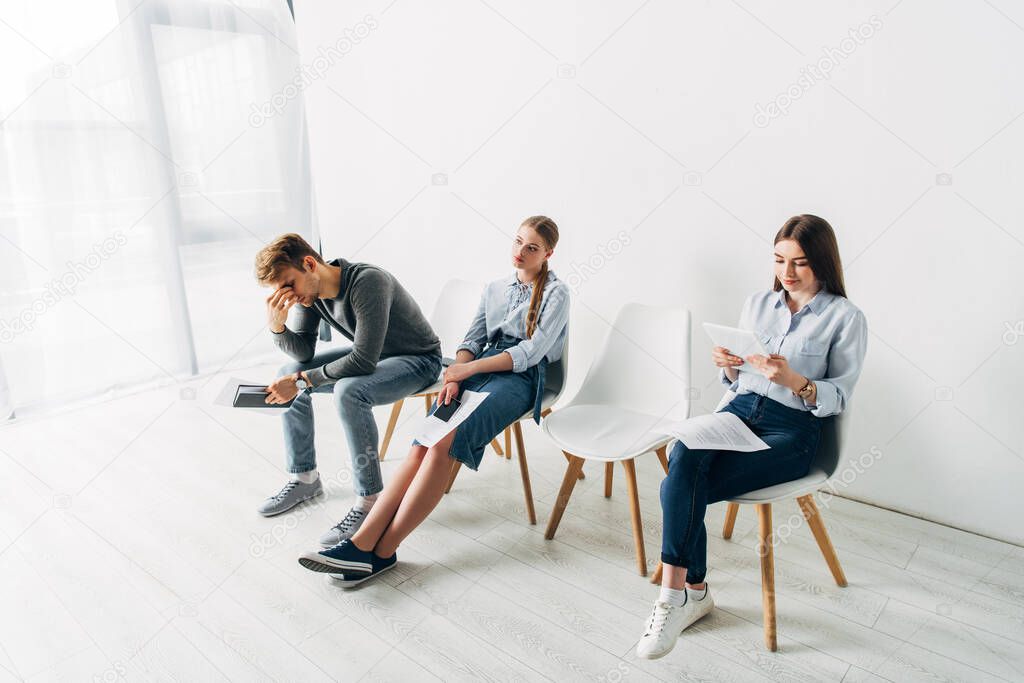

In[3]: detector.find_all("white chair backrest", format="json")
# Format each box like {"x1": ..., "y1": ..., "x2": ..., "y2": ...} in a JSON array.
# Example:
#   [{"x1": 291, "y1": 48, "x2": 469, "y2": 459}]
[
  {"x1": 430, "y1": 279, "x2": 484, "y2": 359},
  {"x1": 716, "y1": 389, "x2": 848, "y2": 478},
  {"x1": 570, "y1": 303, "x2": 691, "y2": 421}
]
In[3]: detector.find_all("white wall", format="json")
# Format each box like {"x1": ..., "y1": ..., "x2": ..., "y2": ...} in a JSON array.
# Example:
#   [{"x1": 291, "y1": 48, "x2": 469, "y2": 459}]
[{"x1": 293, "y1": 1, "x2": 1024, "y2": 544}]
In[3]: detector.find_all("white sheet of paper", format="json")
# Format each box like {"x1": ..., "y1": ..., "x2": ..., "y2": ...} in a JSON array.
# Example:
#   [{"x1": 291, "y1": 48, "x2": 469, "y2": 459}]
[
  {"x1": 659, "y1": 412, "x2": 770, "y2": 451},
  {"x1": 702, "y1": 322, "x2": 769, "y2": 373},
  {"x1": 414, "y1": 390, "x2": 490, "y2": 447},
  {"x1": 213, "y1": 377, "x2": 285, "y2": 416}
]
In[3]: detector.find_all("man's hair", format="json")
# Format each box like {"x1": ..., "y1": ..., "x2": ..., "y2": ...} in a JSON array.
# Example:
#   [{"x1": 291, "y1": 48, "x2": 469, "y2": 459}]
[{"x1": 254, "y1": 233, "x2": 325, "y2": 285}]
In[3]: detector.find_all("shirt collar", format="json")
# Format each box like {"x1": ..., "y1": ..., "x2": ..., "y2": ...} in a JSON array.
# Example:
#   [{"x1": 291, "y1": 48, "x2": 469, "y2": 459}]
[
  {"x1": 505, "y1": 270, "x2": 558, "y2": 292},
  {"x1": 326, "y1": 257, "x2": 349, "y2": 299},
  {"x1": 775, "y1": 286, "x2": 833, "y2": 315},
  {"x1": 506, "y1": 272, "x2": 529, "y2": 291}
]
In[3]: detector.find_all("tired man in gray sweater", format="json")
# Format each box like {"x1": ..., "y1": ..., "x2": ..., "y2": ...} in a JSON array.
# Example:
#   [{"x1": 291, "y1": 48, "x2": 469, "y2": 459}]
[{"x1": 255, "y1": 234, "x2": 442, "y2": 547}]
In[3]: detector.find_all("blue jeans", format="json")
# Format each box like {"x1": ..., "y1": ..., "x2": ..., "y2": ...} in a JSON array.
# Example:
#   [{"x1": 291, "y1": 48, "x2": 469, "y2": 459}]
[
  {"x1": 660, "y1": 392, "x2": 826, "y2": 584},
  {"x1": 413, "y1": 335, "x2": 544, "y2": 470},
  {"x1": 277, "y1": 348, "x2": 442, "y2": 497}
]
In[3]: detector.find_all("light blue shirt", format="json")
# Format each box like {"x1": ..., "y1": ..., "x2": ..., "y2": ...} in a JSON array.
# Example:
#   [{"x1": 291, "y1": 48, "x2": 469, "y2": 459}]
[
  {"x1": 457, "y1": 271, "x2": 570, "y2": 373},
  {"x1": 721, "y1": 288, "x2": 867, "y2": 417}
]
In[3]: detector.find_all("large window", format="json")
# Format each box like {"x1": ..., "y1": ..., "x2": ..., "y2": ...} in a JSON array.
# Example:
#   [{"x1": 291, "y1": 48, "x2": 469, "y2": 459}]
[{"x1": 0, "y1": 0, "x2": 313, "y2": 418}]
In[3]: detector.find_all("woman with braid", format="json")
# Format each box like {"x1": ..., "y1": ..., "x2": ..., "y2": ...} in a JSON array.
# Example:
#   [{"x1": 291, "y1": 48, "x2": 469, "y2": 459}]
[{"x1": 298, "y1": 216, "x2": 569, "y2": 585}]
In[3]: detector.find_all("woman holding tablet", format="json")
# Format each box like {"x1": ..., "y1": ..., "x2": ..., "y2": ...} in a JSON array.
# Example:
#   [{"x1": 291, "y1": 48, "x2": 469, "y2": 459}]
[
  {"x1": 297, "y1": 215, "x2": 570, "y2": 585},
  {"x1": 637, "y1": 214, "x2": 868, "y2": 659}
]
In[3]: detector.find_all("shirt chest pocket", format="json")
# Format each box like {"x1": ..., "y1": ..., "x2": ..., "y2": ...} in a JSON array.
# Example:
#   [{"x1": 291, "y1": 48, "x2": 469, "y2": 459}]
[
  {"x1": 800, "y1": 339, "x2": 828, "y2": 356},
  {"x1": 795, "y1": 338, "x2": 829, "y2": 377}
]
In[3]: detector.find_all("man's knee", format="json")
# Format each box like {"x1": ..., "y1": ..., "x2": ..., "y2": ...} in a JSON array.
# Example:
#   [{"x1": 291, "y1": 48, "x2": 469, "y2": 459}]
[
  {"x1": 333, "y1": 378, "x2": 370, "y2": 413},
  {"x1": 277, "y1": 362, "x2": 302, "y2": 378}
]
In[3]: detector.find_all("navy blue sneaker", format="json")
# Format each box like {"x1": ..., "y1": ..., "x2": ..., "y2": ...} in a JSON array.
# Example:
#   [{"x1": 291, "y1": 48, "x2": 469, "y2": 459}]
[
  {"x1": 298, "y1": 539, "x2": 373, "y2": 574},
  {"x1": 328, "y1": 552, "x2": 397, "y2": 588}
]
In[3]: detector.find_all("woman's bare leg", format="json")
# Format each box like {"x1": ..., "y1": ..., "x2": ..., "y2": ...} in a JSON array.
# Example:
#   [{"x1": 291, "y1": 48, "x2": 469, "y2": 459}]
[
  {"x1": 350, "y1": 444, "x2": 428, "y2": 551},
  {"x1": 372, "y1": 430, "x2": 458, "y2": 557},
  {"x1": 662, "y1": 563, "x2": 706, "y2": 591}
]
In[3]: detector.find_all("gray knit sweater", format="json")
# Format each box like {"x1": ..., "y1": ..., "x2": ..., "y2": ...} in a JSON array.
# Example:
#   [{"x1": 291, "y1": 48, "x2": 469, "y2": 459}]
[{"x1": 271, "y1": 258, "x2": 441, "y2": 387}]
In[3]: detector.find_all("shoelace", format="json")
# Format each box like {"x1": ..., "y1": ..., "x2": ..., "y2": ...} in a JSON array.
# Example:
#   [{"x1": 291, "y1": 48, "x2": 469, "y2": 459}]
[
  {"x1": 331, "y1": 508, "x2": 366, "y2": 534},
  {"x1": 644, "y1": 602, "x2": 675, "y2": 636},
  {"x1": 272, "y1": 480, "x2": 301, "y2": 501}
]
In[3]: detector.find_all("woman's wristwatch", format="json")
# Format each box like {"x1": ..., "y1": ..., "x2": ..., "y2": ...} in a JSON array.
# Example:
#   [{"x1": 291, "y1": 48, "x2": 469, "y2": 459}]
[
  {"x1": 794, "y1": 377, "x2": 815, "y2": 400},
  {"x1": 293, "y1": 371, "x2": 311, "y2": 394}
]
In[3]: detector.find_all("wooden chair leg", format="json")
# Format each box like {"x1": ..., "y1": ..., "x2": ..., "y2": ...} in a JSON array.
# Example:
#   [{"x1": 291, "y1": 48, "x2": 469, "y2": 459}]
[
  {"x1": 444, "y1": 459, "x2": 462, "y2": 494},
  {"x1": 651, "y1": 561, "x2": 663, "y2": 584},
  {"x1": 379, "y1": 399, "x2": 404, "y2": 461},
  {"x1": 756, "y1": 503, "x2": 777, "y2": 651},
  {"x1": 603, "y1": 462, "x2": 614, "y2": 498},
  {"x1": 722, "y1": 502, "x2": 740, "y2": 539},
  {"x1": 490, "y1": 437, "x2": 504, "y2": 457},
  {"x1": 504, "y1": 427, "x2": 512, "y2": 459},
  {"x1": 562, "y1": 451, "x2": 585, "y2": 480},
  {"x1": 424, "y1": 394, "x2": 434, "y2": 414},
  {"x1": 622, "y1": 458, "x2": 647, "y2": 576},
  {"x1": 655, "y1": 445, "x2": 669, "y2": 475},
  {"x1": 545, "y1": 453, "x2": 585, "y2": 539},
  {"x1": 512, "y1": 422, "x2": 536, "y2": 524},
  {"x1": 797, "y1": 494, "x2": 847, "y2": 587}
]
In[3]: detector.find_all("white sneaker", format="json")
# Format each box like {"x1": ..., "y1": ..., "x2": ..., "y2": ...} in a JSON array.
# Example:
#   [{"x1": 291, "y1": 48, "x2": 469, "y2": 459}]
[{"x1": 635, "y1": 589, "x2": 714, "y2": 660}]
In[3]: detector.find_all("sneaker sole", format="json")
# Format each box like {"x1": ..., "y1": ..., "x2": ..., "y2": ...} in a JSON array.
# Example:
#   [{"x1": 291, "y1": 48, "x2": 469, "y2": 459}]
[
  {"x1": 327, "y1": 562, "x2": 396, "y2": 588},
  {"x1": 258, "y1": 488, "x2": 323, "y2": 518},
  {"x1": 297, "y1": 553, "x2": 372, "y2": 575}
]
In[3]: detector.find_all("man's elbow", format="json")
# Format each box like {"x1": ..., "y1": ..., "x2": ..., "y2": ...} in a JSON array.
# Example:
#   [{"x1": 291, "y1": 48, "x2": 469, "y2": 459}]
[
  {"x1": 350, "y1": 356, "x2": 378, "y2": 376},
  {"x1": 289, "y1": 346, "x2": 314, "y2": 364}
]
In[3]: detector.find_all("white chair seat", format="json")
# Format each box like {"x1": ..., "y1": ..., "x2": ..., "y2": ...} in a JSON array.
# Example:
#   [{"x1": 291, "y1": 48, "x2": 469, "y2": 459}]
[
  {"x1": 542, "y1": 404, "x2": 672, "y2": 462},
  {"x1": 416, "y1": 378, "x2": 444, "y2": 397},
  {"x1": 727, "y1": 466, "x2": 829, "y2": 504}
]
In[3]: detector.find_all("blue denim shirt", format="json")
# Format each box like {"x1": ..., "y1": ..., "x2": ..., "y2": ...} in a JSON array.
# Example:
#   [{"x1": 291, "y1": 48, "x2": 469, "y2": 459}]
[
  {"x1": 720, "y1": 288, "x2": 867, "y2": 417},
  {"x1": 457, "y1": 271, "x2": 570, "y2": 372}
]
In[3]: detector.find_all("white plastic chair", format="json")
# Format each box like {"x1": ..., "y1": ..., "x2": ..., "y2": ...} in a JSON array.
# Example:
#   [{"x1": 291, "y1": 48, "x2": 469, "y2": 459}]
[
  {"x1": 541, "y1": 303, "x2": 692, "y2": 575},
  {"x1": 379, "y1": 279, "x2": 505, "y2": 459},
  {"x1": 652, "y1": 390, "x2": 851, "y2": 651},
  {"x1": 444, "y1": 328, "x2": 571, "y2": 525}
]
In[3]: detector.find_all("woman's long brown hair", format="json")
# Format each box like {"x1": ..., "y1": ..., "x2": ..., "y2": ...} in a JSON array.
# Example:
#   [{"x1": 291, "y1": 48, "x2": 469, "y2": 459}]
[
  {"x1": 772, "y1": 214, "x2": 847, "y2": 298},
  {"x1": 520, "y1": 215, "x2": 559, "y2": 338}
]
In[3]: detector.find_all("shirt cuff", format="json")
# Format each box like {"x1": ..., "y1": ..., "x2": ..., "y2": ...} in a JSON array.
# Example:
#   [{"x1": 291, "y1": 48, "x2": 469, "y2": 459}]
[
  {"x1": 457, "y1": 341, "x2": 482, "y2": 357},
  {"x1": 505, "y1": 345, "x2": 529, "y2": 373},
  {"x1": 304, "y1": 366, "x2": 330, "y2": 388},
  {"x1": 808, "y1": 380, "x2": 838, "y2": 417}
]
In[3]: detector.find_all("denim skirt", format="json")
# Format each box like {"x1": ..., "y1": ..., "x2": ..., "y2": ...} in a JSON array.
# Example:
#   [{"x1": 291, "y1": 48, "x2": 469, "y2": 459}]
[{"x1": 412, "y1": 338, "x2": 542, "y2": 470}]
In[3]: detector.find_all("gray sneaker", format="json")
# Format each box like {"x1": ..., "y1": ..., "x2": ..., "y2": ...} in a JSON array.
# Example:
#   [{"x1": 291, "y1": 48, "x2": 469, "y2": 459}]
[
  {"x1": 257, "y1": 478, "x2": 323, "y2": 517},
  {"x1": 318, "y1": 507, "x2": 369, "y2": 547}
]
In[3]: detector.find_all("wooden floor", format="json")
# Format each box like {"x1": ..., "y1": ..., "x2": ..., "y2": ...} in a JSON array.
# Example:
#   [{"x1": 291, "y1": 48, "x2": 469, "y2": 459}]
[{"x1": 1, "y1": 362, "x2": 1022, "y2": 682}]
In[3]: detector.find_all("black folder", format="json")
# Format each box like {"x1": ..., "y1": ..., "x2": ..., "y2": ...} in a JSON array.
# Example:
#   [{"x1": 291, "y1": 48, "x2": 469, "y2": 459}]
[{"x1": 233, "y1": 384, "x2": 294, "y2": 408}]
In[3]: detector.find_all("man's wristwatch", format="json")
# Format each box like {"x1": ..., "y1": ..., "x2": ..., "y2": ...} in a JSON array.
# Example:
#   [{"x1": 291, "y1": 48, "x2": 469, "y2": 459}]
[{"x1": 294, "y1": 371, "x2": 311, "y2": 394}]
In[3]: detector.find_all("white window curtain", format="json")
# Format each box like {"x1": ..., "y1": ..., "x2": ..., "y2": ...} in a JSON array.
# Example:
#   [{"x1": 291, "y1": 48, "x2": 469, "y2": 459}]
[{"x1": 0, "y1": 0, "x2": 314, "y2": 418}]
